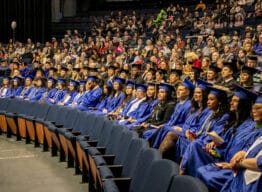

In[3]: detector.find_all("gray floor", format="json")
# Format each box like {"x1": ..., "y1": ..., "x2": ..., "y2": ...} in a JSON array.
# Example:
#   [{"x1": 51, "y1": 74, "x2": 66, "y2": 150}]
[{"x1": 0, "y1": 135, "x2": 88, "y2": 192}]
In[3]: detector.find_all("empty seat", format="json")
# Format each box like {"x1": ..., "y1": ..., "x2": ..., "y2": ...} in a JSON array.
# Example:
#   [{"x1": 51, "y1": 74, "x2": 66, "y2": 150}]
[{"x1": 168, "y1": 175, "x2": 208, "y2": 192}]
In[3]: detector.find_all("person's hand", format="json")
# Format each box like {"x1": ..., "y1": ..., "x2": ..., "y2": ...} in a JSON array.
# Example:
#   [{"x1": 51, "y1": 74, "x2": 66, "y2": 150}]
[
  {"x1": 230, "y1": 151, "x2": 246, "y2": 165},
  {"x1": 213, "y1": 162, "x2": 234, "y2": 169},
  {"x1": 128, "y1": 118, "x2": 137, "y2": 123},
  {"x1": 185, "y1": 130, "x2": 196, "y2": 141},
  {"x1": 205, "y1": 141, "x2": 216, "y2": 153},
  {"x1": 173, "y1": 126, "x2": 182, "y2": 132}
]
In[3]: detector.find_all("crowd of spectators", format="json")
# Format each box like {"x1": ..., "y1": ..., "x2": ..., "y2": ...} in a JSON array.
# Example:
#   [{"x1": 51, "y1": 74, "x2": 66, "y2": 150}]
[{"x1": 0, "y1": 0, "x2": 262, "y2": 191}]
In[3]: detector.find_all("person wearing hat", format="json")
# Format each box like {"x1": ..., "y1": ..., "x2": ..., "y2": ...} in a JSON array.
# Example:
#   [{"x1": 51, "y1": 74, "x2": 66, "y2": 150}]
[
  {"x1": 16, "y1": 75, "x2": 35, "y2": 99},
  {"x1": 245, "y1": 55, "x2": 261, "y2": 84},
  {"x1": 206, "y1": 66, "x2": 221, "y2": 84},
  {"x1": 118, "y1": 69, "x2": 129, "y2": 81},
  {"x1": 197, "y1": 87, "x2": 261, "y2": 192},
  {"x1": 0, "y1": 76, "x2": 11, "y2": 98},
  {"x1": 39, "y1": 77, "x2": 57, "y2": 104},
  {"x1": 48, "y1": 67, "x2": 58, "y2": 78},
  {"x1": 88, "y1": 81, "x2": 113, "y2": 113},
  {"x1": 144, "y1": 68, "x2": 156, "y2": 82},
  {"x1": 155, "y1": 69, "x2": 166, "y2": 83},
  {"x1": 105, "y1": 65, "x2": 117, "y2": 86},
  {"x1": 46, "y1": 78, "x2": 67, "y2": 104},
  {"x1": 217, "y1": 96, "x2": 262, "y2": 192},
  {"x1": 133, "y1": 82, "x2": 176, "y2": 138},
  {"x1": 75, "y1": 76, "x2": 102, "y2": 111},
  {"x1": 239, "y1": 65, "x2": 257, "y2": 88},
  {"x1": 124, "y1": 82, "x2": 159, "y2": 130},
  {"x1": 179, "y1": 86, "x2": 230, "y2": 175},
  {"x1": 58, "y1": 66, "x2": 69, "y2": 79},
  {"x1": 130, "y1": 63, "x2": 144, "y2": 84},
  {"x1": 7, "y1": 76, "x2": 23, "y2": 97},
  {"x1": 57, "y1": 79, "x2": 79, "y2": 106},
  {"x1": 150, "y1": 79, "x2": 195, "y2": 148},
  {"x1": 189, "y1": 67, "x2": 203, "y2": 85},
  {"x1": 157, "y1": 79, "x2": 212, "y2": 159},
  {"x1": 216, "y1": 62, "x2": 238, "y2": 92},
  {"x1": 70, "y1": 67, "x2": 81, "y2": 81},
  {"x1": 24, "y1": 77, "x2": 46, "y2": 101},
  {"x1": 118, "y1": 83, "x2": 148, "y2": 124},
  {"x1": 104, "y1": 77, "x2": 126, "y2": 114},
  {"x1": 69, "y1": 80, "x2": 86, "y2": 107}
]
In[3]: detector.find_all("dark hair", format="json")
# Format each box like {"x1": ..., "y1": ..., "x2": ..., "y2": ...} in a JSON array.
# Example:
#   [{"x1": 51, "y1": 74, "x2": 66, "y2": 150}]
[
  {"x1": 211, "y1": 92, "x2": 229, "y2": 120},
  {"x1": 223, "y1": 97, "x2": 252, "y2": 134},
  {"x1": 190, "y1": 87, "x2": 208, "y2": 114}
]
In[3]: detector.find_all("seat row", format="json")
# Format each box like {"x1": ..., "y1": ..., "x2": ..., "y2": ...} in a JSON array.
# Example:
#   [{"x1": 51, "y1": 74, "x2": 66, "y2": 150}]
[{"x1": 0, "y1": 98, "x2": 208, "y2": 192}]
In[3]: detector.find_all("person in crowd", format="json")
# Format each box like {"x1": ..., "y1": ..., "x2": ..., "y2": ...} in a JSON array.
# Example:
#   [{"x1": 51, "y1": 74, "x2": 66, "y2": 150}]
[
  {"x1": 39, "y1": 77, "x2": 57, "y2": 104},
  {"x1": 45, "y1": 78, "x2": 66, "y2": 104},
  {"x1": 57, "y1": 79, "x2": 78, "y2": 106},
  {"x1": 24, "y1": 77, "x2": 46, "y2": 101},
  {"x1": 133, "y1": 82, "x2": 176, "y2": 139},
  {"x1": 16, "y1": 75, "x2": 35, "y2": 99},
  {"x1": 179, "y1": 86, "x2": 230, "y2": 175},
  {"x1": 0, "y1": 76, "x2": 11, "y2": 98}
]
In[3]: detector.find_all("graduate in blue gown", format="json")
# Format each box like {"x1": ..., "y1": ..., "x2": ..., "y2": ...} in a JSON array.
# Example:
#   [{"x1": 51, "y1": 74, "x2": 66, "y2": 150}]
[
  {"x1": 157, "y1": 79, "x2": 212, "y2": 159},
  {"x1": 88, "y1": 81, "x2": 113, "y2": 113},
  {"x1": 149, "y1": 79, "x2": 195, "y2": 147},
  {"x1": 39, "y1": 77, "x2": 57, "y2": 104},
  {"x1": 45, "y1": 78, "x2": 67, "y2": 104},
  {"x1": 179, "y1": 86, "x2": 230, "y2": 176},
  {"x1": 125, "y1": 82, "x2": 158, "y2": 130},
  {"x1": 118, "y1": 83, "x2": 147, "y2": 125},
  {"x1": 0, "y1": 76, "x2": 11, "y2": 98},
  {"x1": 95, "y1": 77, "x2": 125, "y2": 115},
  {"x1": 76, "y1": 76, "x2": 102, "y2": 111},
  {"x1": 197, "y1": 95, "x2": 262, "y2": 192},
  {"x1": 6, "y1": 76, "x2": 23, "y2": 97},
  {"x1": 107, "y1": 80, "x2": 135, "y2": 120},
  {"x1": 24, "y1": 77, "x2": 46, "y2": 101},
  {"x1": 68, "y1": 80, "x2": 86, "y2": 107},
  {"x1": 133, "y1": 83, "x2": 175, "y2": 139},
  {"x1": 57, "y1": 79, "x2": 78, "y2": 106},
  {"x1": 220, "y1": 135, "x2": 262, "y2": 192},
  {"x1": 16, "y1": 75, "x2": 35, "y2": 99}
]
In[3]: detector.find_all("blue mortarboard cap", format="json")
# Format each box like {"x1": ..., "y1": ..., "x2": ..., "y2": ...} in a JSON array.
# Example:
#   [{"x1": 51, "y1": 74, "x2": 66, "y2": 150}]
[
  {"x1": 159, "y1": 83, "x2": 174, "y2": 92},
  {"x1": 69, "y1": 79, "x2": 79, "y2": 86},
  {"x1": 47, "y1": 77, "x2": 57, "y2": 83},
  {"x1": 114, "y1": 77, "x2": 126, "y2": 84},
  {"x1": 255, "y1": 96, "x2": 262, "y2": 103},
  {"x1": 136, "y1": 84, "x2": 147, "y2": 92},
  {"x1": 13, "y1": 76, "x2": 22, "y2": 81},
  {"x1": 25, "y1": 75, "x2": 34, "y2": 81},
  {"x1": 126, "y1": 80, "x2": 135, "y2": 87},
  {"x1": 197, "y1": 78, "x2": 212, "y2": 91},
  {"x1": 183, "y1": 79, "x2": 195, "y2": 92},
  {"x1": 234, "y1": 85, "x2": 257, "y2": 101},
  {"x1": 147, "y1": 82, "x2": 159, "y2": 87},
  {"x1": 57, "y1": 78, "x2": 66, "y2": 84},
  {"x1": 208, "y1": 86, "x2": 227, "y2": 97},
  {"x1": 79, "y1": 80, "x2": 86, "y2": 86},
  {"x1": 87, "y1": 76, "x2": 98, "y2": 82}
]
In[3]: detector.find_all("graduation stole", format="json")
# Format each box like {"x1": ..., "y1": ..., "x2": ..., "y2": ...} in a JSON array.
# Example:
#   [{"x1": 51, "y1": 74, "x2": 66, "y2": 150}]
[{"x1": 244, "y1": 136, "x2": 262, "y2": 185}]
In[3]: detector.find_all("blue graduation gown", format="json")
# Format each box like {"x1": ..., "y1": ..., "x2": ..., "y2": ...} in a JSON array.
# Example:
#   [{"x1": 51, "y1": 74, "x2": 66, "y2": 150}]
[
  {"x1": 28, "y1": 87, "x2": 46, "y2": 101},
  {"x1": 118, "y1": 98, "x2": 137, "y2": 117},
  {"x1": 221, "y1": 137, "x2": 262, "y2": 192},
  {"x1": 43, "y1": 88, "x2": 57, "y2": 102},
  {"x1": 0, "y1": 87, "x2": 11, "y2": 98},
  {"x1": 179, "y1": 112, "x2": 229, "y2": 176},
  {"x1": 107, "y1": 92, "x2": 125, "y2": 113},
  {"x1": 63, "y1": 91, "x2": 78, "y2": 106},
  {"x1": 197, "y1": 122, "x2": 262, "y2": 191},
  {"x1": 45, "y1": 89, "x2": 66, "y2": 104},
  {"x1": 16, "y1": 86, "x2": 35, "y2": 99},
  {"x1": 76, "y1": 86, "x2": 102, "y2": 111},
  {"x1": 125, "y1": 99, "x2": 158, "y2": 129},
  {"x1": 7, "y1": 86, "x2": 23, "y2": 97},
  {"x1": 146, "y1": 99, "x2": 191, "y2": 145},
  {"x1": 20, "y1": 67, "x2": 30, "y2": 77}
]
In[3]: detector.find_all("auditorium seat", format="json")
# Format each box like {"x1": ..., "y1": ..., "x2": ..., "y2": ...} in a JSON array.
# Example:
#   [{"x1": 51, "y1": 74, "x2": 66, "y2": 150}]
[{"x1": 168, "y1": 175, "x2": 208, "y2": 192}]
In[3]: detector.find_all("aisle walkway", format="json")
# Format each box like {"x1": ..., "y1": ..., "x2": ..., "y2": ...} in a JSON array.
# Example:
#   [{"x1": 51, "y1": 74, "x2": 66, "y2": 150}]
[{"x1": 0, "y1": 136, "x2": 88, "y2": 192}]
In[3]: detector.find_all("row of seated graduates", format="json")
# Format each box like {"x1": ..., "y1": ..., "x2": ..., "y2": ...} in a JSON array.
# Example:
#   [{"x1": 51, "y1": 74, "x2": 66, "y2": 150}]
[{"x1": 0, "y1": 81, "x2": 209, "y2": 192}]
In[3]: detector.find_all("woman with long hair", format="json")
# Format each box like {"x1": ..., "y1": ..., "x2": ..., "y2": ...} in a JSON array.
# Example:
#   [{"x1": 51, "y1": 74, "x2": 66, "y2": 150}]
[
  {"x1": 178, "y1": 86, "x2": 230, "y2": 175},
  {"x1": 158, "y1": 79, "x2": 211, "y2": 160}
]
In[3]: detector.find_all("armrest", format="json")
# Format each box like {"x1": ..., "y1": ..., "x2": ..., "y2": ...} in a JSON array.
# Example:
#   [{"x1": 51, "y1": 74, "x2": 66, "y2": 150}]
[
  {"x1": 87, "y1": 140, "x2": 98, "y2": 146},
  {"x1": 101, "y1": 165, "x2": 123, "y2": 177},
  {"x1": 72, "y1": 131, "x2": 81, "y2": 136},
  {"x1": 103, "y1": 177, "x2": 131, "y2": 192},
  {"x1": 50, "y1": 121, "x2": 56, "y2": 124},
  {"x1": 55, "y1": 124, "x2": 64, "y2": 128},
  {"x1": 99, "y1": 154, "x2": 115, "y2": 165}
]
